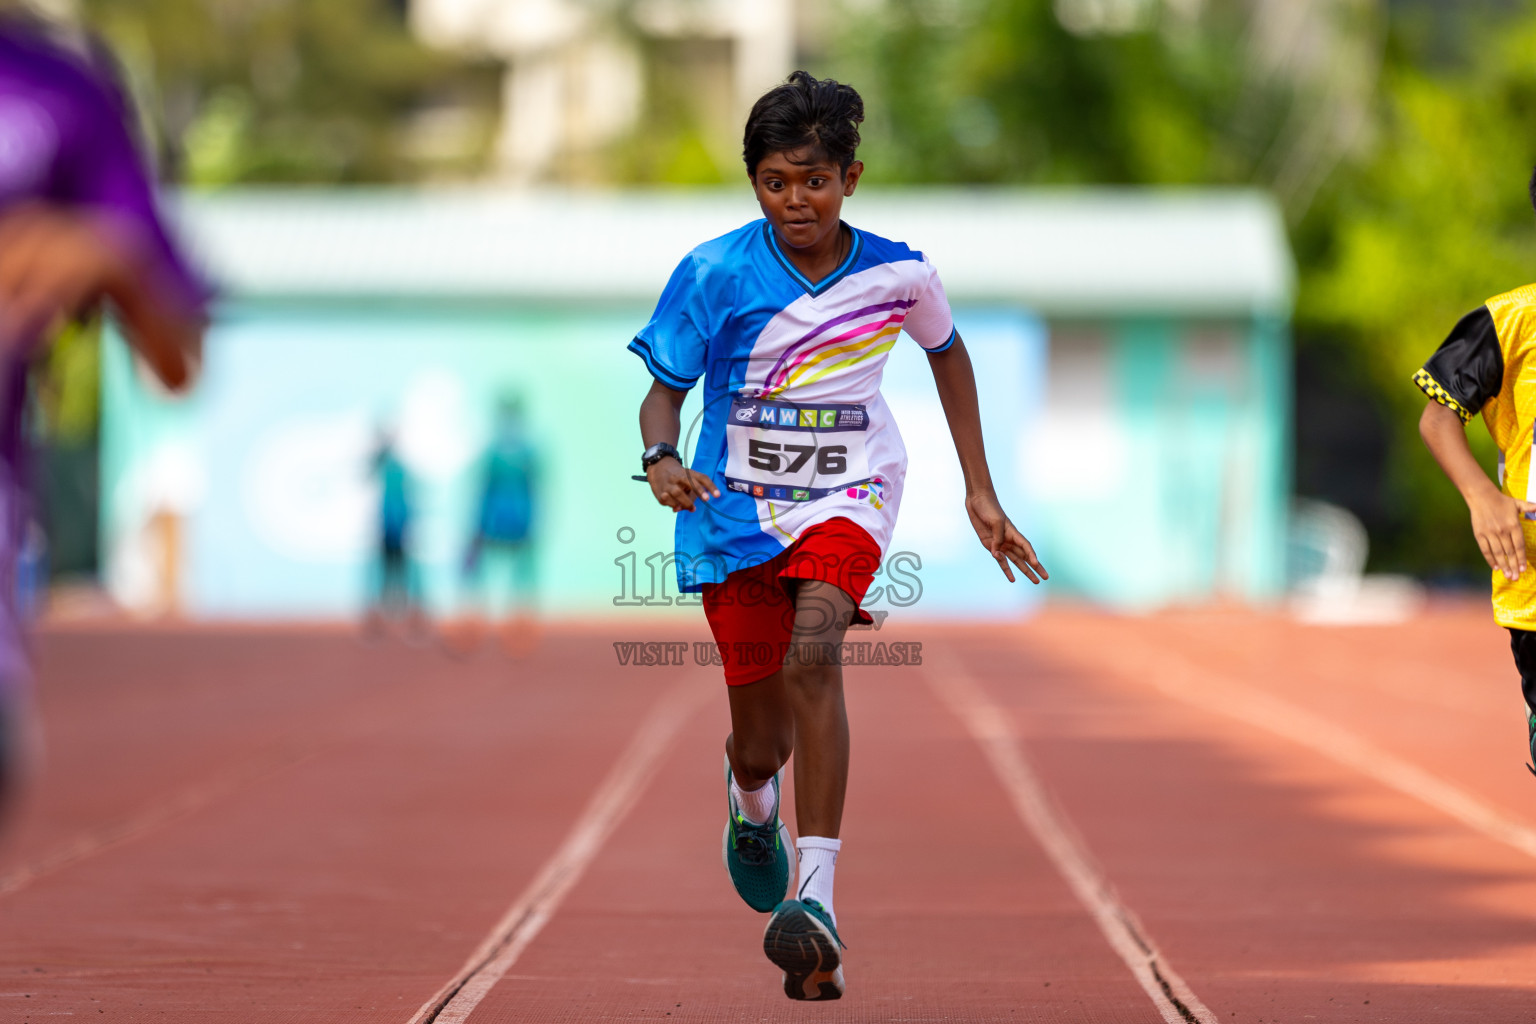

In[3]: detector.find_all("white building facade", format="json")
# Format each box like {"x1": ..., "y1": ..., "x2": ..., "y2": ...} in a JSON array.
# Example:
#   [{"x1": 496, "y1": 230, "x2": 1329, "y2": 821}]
[{"x1": 410, "y1": 0, "x2": 794, "y2": 184}]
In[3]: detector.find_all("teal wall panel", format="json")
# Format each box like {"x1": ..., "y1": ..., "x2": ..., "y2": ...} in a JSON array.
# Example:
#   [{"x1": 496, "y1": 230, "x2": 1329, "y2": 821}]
[
  {"x1": 100, "y1": 302, "x2": 1049, "y2": 620},
  {"x1": 1022, "y1": 316, "x2": 1290, "y2": 609}
]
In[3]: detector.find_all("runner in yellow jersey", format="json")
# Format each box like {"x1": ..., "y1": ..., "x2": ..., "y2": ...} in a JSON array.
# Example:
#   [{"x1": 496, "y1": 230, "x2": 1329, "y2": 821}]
[{"x1": 1417, "y1": 193, "x2": 1536, "y2": 771}]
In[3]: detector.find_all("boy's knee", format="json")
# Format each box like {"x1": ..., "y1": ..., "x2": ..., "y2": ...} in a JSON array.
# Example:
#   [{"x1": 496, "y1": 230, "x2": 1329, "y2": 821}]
[{"x1": 733, "y1": 738, "x2": 790, "y2": 782}]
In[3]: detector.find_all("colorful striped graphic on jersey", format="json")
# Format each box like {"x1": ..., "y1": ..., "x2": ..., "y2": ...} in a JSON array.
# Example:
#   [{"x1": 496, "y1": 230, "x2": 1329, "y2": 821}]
[{"x1": 761, "y1": 300, "x2": 915, "y2": 398}]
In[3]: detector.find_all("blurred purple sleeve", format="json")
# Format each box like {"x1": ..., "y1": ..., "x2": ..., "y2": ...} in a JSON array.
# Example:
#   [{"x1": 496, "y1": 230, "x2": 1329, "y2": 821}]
[{"x1": 52, "y1": 58, "x2": 211, "y2": 317}]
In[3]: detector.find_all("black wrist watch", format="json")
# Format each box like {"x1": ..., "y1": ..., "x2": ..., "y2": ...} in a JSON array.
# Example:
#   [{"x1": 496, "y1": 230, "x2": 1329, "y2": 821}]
[{"x1": 641, "y1": 442, "x2": 681, "y2": 472}]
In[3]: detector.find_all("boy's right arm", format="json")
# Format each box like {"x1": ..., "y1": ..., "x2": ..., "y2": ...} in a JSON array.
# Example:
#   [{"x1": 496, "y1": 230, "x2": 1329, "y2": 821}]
[
  {"x1": 639, "y1": 379, "x2": 719, "y2": 513},
  {"x1": 1419, "y1": 400, "x2": 1535, "y2": 580}
]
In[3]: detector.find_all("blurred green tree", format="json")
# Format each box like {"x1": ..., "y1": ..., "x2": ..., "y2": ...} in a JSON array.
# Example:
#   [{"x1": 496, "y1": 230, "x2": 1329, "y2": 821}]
[
  {"x1": 826, "y1": 0, "x2": 1306, "y2": 191},
  {"x1": 1298, "y1": 8, "x2": 1536, "y2": 573},
  {"x1": 78, "y1": 0, "x2": 503, "y2": 185},
  {"x1": 825, "y1": 0, "x2": 1536, "y2": 579}
]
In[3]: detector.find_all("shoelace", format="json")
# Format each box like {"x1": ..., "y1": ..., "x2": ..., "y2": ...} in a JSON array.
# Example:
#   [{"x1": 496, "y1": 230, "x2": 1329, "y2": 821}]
[{"x1": 732, "y1": 816, "x2": 779, "y2": 866}]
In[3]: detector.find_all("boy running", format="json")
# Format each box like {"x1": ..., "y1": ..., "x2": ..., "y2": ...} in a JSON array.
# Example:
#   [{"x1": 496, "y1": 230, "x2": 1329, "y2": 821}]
[
  {"x1": 631, "y1": 72, "x2": 1046, "y2": 1001},
  {"x1": 1417, "y1": 168, "x2": 1536, "y2": 775}
]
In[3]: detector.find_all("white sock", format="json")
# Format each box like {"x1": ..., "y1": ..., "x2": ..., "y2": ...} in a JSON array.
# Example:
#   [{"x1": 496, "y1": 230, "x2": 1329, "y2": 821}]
[
  {"x1": 796, "y1": 836, "x2": 841, "y2": 924},
  {"x1": 731, "y1": 775, "x2": 778, "y2": 825}
]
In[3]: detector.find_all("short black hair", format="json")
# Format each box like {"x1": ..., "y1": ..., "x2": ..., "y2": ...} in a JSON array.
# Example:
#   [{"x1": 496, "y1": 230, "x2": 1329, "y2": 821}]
[{"x1": 743, "y1": 71, "x2": 864, "y2": 176}]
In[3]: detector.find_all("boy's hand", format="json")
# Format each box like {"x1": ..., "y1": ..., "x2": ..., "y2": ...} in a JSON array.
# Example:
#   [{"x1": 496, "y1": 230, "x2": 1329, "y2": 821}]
[
  {"x1": 647, "y1": 457, "x2": 720, "y2": 513},
  {"x1": 1467, "y1": 480, "x2": 1536, "y2": 581},
  {"x1": 966, "y1": 488, "x2": 1048, "y2": 584}
]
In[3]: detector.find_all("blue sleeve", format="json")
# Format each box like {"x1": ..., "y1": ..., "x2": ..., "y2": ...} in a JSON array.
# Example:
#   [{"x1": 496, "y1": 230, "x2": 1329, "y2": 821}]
[{"x1": 630, "y1": 254, "x2": 711, "y2": 391}]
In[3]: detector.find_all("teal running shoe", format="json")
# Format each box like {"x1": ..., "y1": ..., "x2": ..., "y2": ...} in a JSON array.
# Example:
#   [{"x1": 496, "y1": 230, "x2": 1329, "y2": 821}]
[
  {"x1": 722, "y1": 756, "x2": 792, "y2": 912},
  {"x1": 763, "y1": 898, "x2": 845, "y2": 1001},
  {"x1": 1526, "y1": 705, "x2": 1536, "y2": 777}
]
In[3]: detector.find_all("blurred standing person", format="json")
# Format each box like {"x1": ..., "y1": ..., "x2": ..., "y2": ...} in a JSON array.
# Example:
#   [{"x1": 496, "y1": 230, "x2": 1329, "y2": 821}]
[
  {"x1": 0, "y1": 9, "x2": 206, "y2": 818},
  {"x1": 458, "y1": 395, "x2": 540, "y2": 655},
  {"x1": 366, "y1": 427, "x2": 423, "y2": 638}
]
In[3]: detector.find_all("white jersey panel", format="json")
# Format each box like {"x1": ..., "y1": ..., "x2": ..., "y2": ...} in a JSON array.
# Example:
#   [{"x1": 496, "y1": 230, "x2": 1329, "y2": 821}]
[{"x1": 728, "y1": 260, "x2": 950, "y2": 552}]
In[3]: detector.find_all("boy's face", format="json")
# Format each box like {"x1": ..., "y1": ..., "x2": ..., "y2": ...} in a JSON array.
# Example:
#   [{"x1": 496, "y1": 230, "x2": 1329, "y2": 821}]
[{"x1": 750, "y1": 147, "x2": 864, "y2": 252}]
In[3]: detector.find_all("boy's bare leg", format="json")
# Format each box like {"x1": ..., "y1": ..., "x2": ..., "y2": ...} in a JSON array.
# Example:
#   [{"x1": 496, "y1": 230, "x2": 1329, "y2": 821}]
[
  {"x1": 784, "y1": 581, "x2": 855, "y2": 839},
  {"x1": 723, "y1": 666, "x2": 797, "y2": 916},
  {"x1": 760, "y1": 579, "x2": 853, "y2": 998},
  {"x1": 726, "y1": 673, "x2": 795, "y2": 788}
]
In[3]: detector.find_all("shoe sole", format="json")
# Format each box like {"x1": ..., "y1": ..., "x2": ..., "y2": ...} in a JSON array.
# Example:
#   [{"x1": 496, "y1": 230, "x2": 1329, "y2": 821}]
[
  {"x1": 721, "y1": 819, "x2": 793, "y2": 912},
  {"x1": 763, "y1": 902, "x2": 844, "y2": 1001}
]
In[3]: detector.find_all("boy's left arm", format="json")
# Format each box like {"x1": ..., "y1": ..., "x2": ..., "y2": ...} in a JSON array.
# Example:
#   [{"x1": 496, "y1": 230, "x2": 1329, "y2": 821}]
[{"x1": 927, "y1": 333, "x2": 1048, "y2": 584}]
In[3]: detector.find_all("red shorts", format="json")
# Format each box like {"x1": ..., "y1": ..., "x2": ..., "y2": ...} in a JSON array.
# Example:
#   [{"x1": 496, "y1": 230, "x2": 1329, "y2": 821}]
[{"x1": 701, "y1": 517, "x2": 882, "y2": 686}]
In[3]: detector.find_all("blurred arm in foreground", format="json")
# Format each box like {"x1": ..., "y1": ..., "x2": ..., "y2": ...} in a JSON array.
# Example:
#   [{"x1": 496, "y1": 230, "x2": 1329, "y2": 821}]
[
  {"x1": 0, "y1": 202, "x2": 201, "y2": 389},
  {"x1": 0, "y1": 12, "x2": 208, "y2": 818},
  {"x1": 0, "y1": 14, "x2": 207, "y2": 390}
]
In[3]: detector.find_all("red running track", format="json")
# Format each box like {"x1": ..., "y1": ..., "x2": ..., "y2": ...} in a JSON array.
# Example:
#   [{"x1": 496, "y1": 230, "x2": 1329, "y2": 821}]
[{"x1": 0, "y1": 607, "x2": 1533, "y2": 1022}]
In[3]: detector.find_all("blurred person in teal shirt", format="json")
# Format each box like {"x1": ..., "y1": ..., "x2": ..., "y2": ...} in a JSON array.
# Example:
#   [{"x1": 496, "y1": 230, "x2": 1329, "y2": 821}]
[
  {"x1": 366, "y1": 426, "x2": 423, "y2": 639},
  {"x1": 458, "y1": 395, "x2": 539, "y2": 654}
]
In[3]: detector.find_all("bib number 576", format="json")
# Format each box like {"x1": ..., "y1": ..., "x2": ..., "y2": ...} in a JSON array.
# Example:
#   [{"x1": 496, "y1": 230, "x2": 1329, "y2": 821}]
[{"x1": 747, "y1": 439, "x2": 848, "y2": 476}]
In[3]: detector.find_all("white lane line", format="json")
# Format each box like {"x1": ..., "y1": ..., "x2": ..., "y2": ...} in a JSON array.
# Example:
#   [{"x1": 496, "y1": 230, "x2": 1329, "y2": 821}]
[
  {"x1": 1078, "y1": 634, "x2": 1536, "y2": 863},
  {"x1": 923, "y1": 645, "x2": 1218, "y2": 1024},
  {"x1": 0, "y1": 742, "x2": 316, "y2": 900},
  {"x1": 407, "y1": 675, "x2": 710, "y2": 1024},
  {"x1": 0, "y1": 668, "x2": 463, "y2": 901}
]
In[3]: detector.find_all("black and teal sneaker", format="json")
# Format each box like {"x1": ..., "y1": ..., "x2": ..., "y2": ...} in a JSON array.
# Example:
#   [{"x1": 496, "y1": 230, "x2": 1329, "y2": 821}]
[
  {"x1": 1526, "y1": 705, "x2": 1536, "y2": 777},
  {"x1": 722, "y1": 756, "x2": 792, "y2": 912},
  {"x1": 763, "y1": 898, "x2": 845, "y2": 1001}
]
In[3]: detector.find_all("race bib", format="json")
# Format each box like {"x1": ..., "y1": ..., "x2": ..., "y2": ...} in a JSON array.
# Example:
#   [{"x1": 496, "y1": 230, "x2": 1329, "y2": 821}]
[{"x1": 723, "y1": 396, "x2": 871, "y2": 502}]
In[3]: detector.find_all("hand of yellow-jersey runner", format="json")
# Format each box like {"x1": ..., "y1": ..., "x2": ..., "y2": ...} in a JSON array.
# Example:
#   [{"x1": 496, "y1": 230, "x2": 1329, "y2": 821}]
[{"x1": 1466, "y1": 480, "x2": 1536, "y2": 581}]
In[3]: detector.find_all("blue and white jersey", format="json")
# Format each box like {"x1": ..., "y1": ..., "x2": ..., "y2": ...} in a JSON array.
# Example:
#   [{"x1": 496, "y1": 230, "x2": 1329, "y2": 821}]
[{"x1": 631, "y1": 219, "x2": 956, "y2": 593}]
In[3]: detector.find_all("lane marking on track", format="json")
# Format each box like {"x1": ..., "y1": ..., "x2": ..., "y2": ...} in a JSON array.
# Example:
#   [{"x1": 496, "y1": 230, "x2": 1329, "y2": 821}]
[
  {"x1": 0, "y1": 742, "x2": 316, "y2": 900},
  {"x1": 1070, "y1": 635, "x2": 1536, "y2": 863},
  {"x1": 924, "y1": 644, "x2": 1218, "y2": 1024},
  {"x1": 0, "y1": 663, "x2": 460, "y2": 902},
  {"x1": 407, "y1": 675, "x2": 711, "y2": 1024}
]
